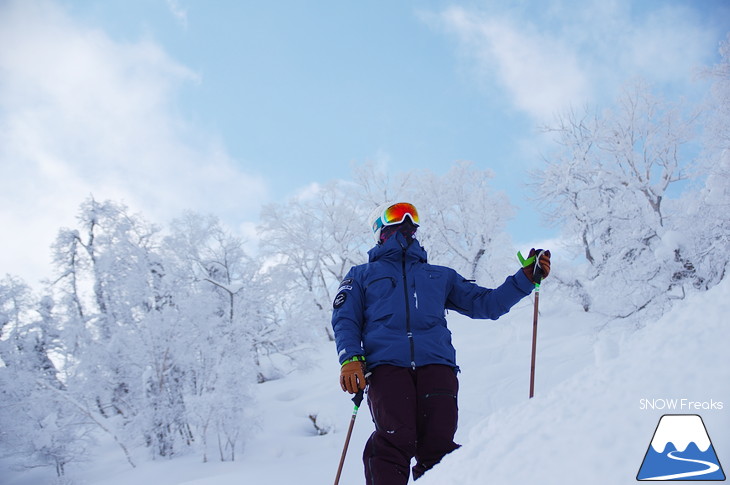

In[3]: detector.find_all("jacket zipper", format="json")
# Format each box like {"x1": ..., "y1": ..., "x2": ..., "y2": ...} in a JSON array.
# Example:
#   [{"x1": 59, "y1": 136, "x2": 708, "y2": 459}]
[{"x1": 401, "y1": 247, "x2": 416, "y2": 370}]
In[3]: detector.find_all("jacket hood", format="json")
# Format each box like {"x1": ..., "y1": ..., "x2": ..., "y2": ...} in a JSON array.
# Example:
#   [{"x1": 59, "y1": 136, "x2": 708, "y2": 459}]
[{"x1": 368, "y1": 232, "x2": 428, "y2": 264}]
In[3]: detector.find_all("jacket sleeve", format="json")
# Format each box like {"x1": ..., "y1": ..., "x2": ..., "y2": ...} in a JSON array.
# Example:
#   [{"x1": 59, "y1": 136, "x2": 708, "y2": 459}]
[
  {"x1": 446, "y1": 268, "x2": 534, "y2": 320},
  {"x1": 331, "y1": 268, "x2": 365, "y2": 365}
]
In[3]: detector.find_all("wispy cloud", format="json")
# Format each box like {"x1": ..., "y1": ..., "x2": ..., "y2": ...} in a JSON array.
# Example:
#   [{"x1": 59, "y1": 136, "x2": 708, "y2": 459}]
[
  {"x1": 439, "y1": 6, "x2": 589, "y2": 122},
  {"x1": 0, "y1": 0, "x2": 266, "y2": 284},
  {"x1": 431, "y1": 1, "x2": 721, "y2": 123},
  {"x1": 166, "y1": 0, "x2": 188, "y2": 30}
]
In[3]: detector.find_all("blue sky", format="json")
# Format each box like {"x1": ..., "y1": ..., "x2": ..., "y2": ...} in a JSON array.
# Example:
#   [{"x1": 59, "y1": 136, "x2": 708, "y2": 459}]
[{"x1": 1, "y1": 0, "x2": 728, "y2": 284}]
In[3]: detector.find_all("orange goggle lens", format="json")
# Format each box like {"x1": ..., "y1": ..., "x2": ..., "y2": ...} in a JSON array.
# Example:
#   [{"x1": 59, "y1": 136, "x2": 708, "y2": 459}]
[{"x1": 373, "y1": 203, "x2": 419, "y2": 233}]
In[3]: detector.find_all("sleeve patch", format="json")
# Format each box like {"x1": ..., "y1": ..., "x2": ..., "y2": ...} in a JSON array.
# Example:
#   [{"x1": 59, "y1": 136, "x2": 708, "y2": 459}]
[
  {"x1": 333, "y1": 291, "x2": 347, "y2": 309},
  {"x1": 338, "y1": 278, "x2": 354, "y2": 292}
]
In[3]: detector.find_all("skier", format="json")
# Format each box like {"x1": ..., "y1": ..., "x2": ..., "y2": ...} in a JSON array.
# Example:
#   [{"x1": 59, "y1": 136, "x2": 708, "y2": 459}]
[{"x1": 331, "y1": 201, "x2": 551, "y2": 484}]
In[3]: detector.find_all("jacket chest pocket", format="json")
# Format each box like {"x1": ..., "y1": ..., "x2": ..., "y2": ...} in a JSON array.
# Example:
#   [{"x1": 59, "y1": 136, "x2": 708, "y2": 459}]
[
  {"x1": 364, "y1": 276, "x2": 396, "y2": 304},
  {"x1": 415, "y1": 270, "x2": 448, "y2": 318}
]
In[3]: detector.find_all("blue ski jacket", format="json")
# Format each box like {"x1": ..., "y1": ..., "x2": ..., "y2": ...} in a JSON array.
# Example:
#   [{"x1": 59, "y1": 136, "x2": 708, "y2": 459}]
[{"x1": 331, "y1": 233, "x2": 535, "y2": 371}]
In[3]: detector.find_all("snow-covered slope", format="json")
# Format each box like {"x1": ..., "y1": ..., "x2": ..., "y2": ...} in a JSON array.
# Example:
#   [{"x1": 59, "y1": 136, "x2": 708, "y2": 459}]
[
  {"x1": 4, "y1": 281, "x2": 728, "y2": 485},
  {"x1": 421, "y1": 279, "x2": 730, "y2": 485}
]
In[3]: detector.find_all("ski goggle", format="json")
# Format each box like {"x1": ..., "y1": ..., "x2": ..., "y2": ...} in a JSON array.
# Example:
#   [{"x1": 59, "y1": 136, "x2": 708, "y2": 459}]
[{"x1": 372, "y1": 202, "x2": 420, "y2": 234}]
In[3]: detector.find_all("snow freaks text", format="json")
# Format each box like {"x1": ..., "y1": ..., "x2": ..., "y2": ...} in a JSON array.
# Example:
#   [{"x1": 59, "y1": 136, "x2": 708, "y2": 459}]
[{"x1": 639, "y1": 399, "x2": 724, "y2": 411}]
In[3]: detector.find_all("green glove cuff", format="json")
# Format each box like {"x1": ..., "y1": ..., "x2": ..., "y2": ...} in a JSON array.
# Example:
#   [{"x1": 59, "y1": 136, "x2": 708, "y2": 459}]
[{"x1": 341, "y1": 355, "x2": 366, "y2": 366}]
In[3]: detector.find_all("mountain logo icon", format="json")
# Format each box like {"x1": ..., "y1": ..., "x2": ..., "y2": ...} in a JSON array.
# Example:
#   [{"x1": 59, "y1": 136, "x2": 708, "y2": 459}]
[{"x1": 637, "y1": 414, "x2": 726, "y2": 481}]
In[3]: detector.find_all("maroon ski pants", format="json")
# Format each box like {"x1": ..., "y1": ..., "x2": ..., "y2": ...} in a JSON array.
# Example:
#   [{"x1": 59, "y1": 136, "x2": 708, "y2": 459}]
[{"x1": 364, "y1": 364, "x2": 460, "y2": 484}]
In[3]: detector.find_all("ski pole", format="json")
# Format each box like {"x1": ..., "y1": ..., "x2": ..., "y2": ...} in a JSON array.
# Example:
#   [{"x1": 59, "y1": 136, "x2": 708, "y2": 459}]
[
  {"x1": 518, "y1": 250, "x2": 546, "y2": 399},
  {"x1": 334, "y1": 389, "x2": 365, "y2": 485},
  {"x1": 529, "y1": 277, "x2": 541, "y2": 399}
]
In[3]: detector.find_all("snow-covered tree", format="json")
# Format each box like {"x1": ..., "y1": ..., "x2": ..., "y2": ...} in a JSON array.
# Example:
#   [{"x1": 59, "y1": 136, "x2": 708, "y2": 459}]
[
  {"x1": 353, "y1": 161, "x2": 517, "y2": 283},
  {"x1": 683, "y1": 34, "x2": 730, "y2": 288},
  {"x1": 49, "y1": 198, "x2": 178, "y2": 458},
  {"x1": 535, "y1": 81, "x2": 700, "y2": 318},
  {"x1": 411, "y1": 162, "x2": 516, "y2": 285},
  {"x1": 0, "y1": 276, "x2": 97, "y2": 477},
  {"x1": 258, "y1": 180, "x2": 369, "y2": 340},
  {"x1": 42, "y1": 199, "x2": 266, "y2": 463},
  {"x1": 163, "y1": 212, "x2": 260, "y2": 460}
]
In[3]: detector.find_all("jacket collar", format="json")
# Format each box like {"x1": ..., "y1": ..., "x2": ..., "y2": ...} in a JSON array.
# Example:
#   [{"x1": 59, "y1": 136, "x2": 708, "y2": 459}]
[{"x1": 368, "y1": 232, "x2": 428, "y2": 264}]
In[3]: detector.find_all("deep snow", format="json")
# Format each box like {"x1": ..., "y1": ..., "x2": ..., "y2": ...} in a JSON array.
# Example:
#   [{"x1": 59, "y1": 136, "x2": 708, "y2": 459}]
[{"x1": 4, "y1": 280, "x2": 729, "y2": 485}]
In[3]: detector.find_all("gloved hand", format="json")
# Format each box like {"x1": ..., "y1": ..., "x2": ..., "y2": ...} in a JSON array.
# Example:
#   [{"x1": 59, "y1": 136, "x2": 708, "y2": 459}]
[
  {"x1": 522, "y1": 248, "x2": 551, "y2": 282},
  {"x1": 340, "y1": 356, "x2": 367, "y2": 394}
]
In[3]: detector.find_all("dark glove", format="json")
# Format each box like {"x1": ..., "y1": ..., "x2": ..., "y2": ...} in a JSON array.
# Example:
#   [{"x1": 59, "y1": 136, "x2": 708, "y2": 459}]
[
  {"x1": 340, "y1": 356, "x2": 367, "y2": 394},
  {"x1": 522, "y1": 248, "x2": 551, "y2": 283}
]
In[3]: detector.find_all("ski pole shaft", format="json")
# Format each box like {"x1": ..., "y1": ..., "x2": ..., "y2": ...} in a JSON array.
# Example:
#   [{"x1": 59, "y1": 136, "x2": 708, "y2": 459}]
[
  {"x1": 529, "y1": 285, "x2": 540, "y2": 399},
  {"x1": 334, "y1": 390, "x2": 364, "y2": 485},
  {"x1": 333, "y1": 412, "x2": 357, "y2": 485}
]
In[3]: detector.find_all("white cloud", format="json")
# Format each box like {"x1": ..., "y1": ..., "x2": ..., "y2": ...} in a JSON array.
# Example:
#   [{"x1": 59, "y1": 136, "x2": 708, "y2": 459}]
[
  {"x1": 0, "y1": 0, "x2": 266, "y2": 285},
  {"x1": 437, "y1": 6, "x2": 591, "y2": 122},
  {"x1": 619, "y1": 5, "x2": 717, "y2": 83},
  {"x1": 433, "y1": 1, "x2": 721, "y2": 123}
]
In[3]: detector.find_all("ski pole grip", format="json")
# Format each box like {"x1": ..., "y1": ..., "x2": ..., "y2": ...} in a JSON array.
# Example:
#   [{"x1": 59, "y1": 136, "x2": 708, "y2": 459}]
[
  {"x1": 352, "y1": 389, "x2": 364, "y2": 408},
  {"x1": 533, "y1": 251, "x2": 545, "y2": 282},
  {"x1": 518, "y1": 250, "x2": 545, "y2": 286}
]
